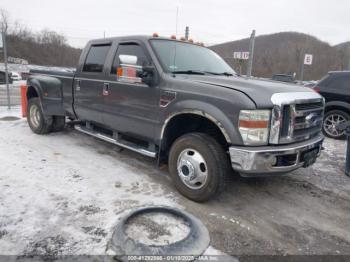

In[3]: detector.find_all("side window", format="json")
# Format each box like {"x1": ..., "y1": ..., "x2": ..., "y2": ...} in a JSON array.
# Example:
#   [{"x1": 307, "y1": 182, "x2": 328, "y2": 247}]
[
  {"x1": 330, "y1": 76, "x2": 349, "y2": 90},
  {"x1": 318, "y1": 74, "x2": 332, "y2": 87},
  {"x1": 340, "y1": 76, "x2": 350, "y2": 90},
  {"x1": 83, "y1": 44, "x2": 111, "y2": 73},
  {"x1": 111, "y1": 44, "x2": 149, "y2": 75}
]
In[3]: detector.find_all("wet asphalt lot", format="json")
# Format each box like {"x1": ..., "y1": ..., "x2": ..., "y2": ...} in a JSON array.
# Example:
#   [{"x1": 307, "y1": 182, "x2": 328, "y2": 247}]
[{"x1": 0, "y1": 113, "x2": 349, "y2": 258}]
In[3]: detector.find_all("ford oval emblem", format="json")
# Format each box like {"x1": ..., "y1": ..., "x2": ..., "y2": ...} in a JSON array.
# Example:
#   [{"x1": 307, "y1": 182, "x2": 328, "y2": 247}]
[{"x1": 305, "y1": 112, "x2": 320, "y2": 126}]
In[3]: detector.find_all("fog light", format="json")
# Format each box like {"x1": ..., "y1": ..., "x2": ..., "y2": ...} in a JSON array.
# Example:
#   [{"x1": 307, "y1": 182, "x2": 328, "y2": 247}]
[{"x1": 270, "y1": 156, "x2": 277, "y2": 166}]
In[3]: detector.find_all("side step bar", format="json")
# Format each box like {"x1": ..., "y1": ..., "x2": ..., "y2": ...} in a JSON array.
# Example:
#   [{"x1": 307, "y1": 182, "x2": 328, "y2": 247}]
[{"x1": 74, "y1": 125, "x2": 157, "y2": 158}]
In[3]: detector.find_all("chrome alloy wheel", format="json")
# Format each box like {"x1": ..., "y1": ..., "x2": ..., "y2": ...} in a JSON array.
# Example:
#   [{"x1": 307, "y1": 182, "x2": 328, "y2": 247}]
[
  {"x1": 29, "y1": 104, "x2": 41, "y2": 128},
  {"x1": 323, "y1": 113, "x2": 346, "y2": 138},
  {"x1": 177, "y1": 149, "x2": 208, "y2": 190}
]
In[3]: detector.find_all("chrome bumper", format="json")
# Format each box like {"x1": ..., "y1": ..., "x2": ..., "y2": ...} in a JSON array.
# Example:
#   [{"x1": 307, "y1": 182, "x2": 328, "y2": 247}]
[{"x1": 229, "y1": 135, "x2": 324, "y2": 176}]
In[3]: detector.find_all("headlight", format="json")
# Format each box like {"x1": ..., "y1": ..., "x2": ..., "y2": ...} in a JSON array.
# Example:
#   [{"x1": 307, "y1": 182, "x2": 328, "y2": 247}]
[{"x1": 239, "y1": 110, "x2": 271, "y2": 145}]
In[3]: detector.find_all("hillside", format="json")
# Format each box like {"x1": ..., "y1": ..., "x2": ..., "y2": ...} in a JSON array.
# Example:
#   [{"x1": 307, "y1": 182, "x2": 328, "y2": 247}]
[
  {"x1": 1, "y1": 30, "x2": 82, "y2": 67},
  {"x1": 210, "y1": 32, "x2": 347, "y2": 80},
  {"x1": 335, "y1": 41, "x2": 350, "y2": 50},
  {"x1": 335, "y1": 41, "x2": 350, "y2": 70},
  {"x1": 2, "y1": 30, "x2": 348, "y2": 78}
]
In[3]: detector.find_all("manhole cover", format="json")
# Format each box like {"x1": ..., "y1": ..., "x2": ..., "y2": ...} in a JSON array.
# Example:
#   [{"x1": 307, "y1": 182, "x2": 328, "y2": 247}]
[
  {"x1": 125, "y1": 211, "x2": 191, "y2": 246},
  {"x1": 109, "y1": 206, "x2": 210, "y2": 261},
  {"x1": 0, "y1": 116, "x2": 20, "y2": 121}
]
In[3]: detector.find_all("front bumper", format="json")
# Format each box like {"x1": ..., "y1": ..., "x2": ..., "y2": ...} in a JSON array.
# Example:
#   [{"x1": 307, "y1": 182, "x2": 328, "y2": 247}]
[{"x1": 229, "y1": 135, "x2": 324, "y2": 176}]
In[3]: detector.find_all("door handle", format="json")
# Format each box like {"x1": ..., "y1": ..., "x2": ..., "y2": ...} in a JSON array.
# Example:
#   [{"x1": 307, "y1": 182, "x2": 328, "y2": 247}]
[
  {"x1": 103, "y1": 83, "x2": 110, "y2": 96},
  {"x1": 76, "y1": 80, "x2": 81, "y2": 91}
]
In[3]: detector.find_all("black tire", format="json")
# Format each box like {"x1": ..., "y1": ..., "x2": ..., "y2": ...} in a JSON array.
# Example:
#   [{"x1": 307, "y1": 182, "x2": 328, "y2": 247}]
[
  {"x1": 168, "y1": 133, "x2": 230, "y2": 202},
  {"x1": 110, "y1": 206, "x2": 210, "y2": 259},
  {"x1": 27, "y1": 97, "x2": 52, "y2": 134},
  {"x1": 323, "y1": 110, "x2": 350, "y2": 139},
  {"x1": 52, "y1": 116, "x2": 66, "y2": 132}
]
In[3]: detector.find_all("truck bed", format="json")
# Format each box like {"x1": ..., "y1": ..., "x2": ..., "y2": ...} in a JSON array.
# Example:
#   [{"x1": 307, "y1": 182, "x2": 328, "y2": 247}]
[{"x1": 30, "y1": 68, "x2": 75, "y2": 78}]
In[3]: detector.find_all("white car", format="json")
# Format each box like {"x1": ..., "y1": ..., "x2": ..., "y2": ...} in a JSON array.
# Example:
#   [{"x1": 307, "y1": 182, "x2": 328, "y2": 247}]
[{"x1": 11, "y1": 72, "x2": 22, "y2": 81}]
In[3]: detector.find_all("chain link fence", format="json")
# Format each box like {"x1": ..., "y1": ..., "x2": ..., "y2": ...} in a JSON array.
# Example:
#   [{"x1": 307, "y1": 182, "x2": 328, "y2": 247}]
[
  {"x1": 0, "y1": 63, "x2": 28, "y2": 108},
  {"x1": 0, "y1": 81, "x2": 22, "y2": 107}
]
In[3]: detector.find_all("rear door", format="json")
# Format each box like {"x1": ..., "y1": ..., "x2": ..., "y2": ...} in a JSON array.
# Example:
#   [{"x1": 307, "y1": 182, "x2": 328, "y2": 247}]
[
  {"x1": 102, "y1": 41, "x2": 159, "y2": 142},
  {"x1": 74, "y1": 43, "x2": 112, "y2": 123}
]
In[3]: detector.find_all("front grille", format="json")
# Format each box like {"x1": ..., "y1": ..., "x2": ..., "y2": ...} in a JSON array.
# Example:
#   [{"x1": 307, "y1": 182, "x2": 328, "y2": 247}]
[
  {"x1": 295, "y1": 102, "x2": 324, "y2": 111},
  {"x1": 278, "y1": 101, "x2": 324, "y2": 143},
  {"x1": 280, "y1": 105, "x2": 291, "y2": 137}
]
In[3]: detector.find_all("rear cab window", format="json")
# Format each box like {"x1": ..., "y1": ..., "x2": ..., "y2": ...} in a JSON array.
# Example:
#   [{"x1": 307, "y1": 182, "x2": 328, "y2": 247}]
[{"x1": 83, "y1": 44, "x2": 111, "y2": 73}]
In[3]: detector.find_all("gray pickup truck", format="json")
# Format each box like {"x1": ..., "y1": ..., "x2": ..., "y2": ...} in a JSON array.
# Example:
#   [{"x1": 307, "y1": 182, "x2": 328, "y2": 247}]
[{"x1": 26, "y1": 35, "x2": 324, "y2": 202}]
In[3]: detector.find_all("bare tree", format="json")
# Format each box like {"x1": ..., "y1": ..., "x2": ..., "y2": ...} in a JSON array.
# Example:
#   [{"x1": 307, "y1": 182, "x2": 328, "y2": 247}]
[{"x1": 0, "y1": 8, "x2": 9, "y2": 33}]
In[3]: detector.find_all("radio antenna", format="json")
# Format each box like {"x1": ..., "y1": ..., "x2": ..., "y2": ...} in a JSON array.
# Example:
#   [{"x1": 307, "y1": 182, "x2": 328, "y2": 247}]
[
  {"x1": 175, "y1": 6, "x2": 179, "y2": 36},
  {"x1": 172, "y1": 6, "x2": 179, "y2": 74}
]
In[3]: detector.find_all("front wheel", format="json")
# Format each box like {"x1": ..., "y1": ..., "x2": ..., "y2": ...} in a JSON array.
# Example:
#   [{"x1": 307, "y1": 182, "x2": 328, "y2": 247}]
[
  {"x1": 168, "y1": 133, "x2": 230, "y2": 202},
  {"x1": 323, "y1": 110, "x2": 349, "y2": 139},
  {"x1": 27, "y1": 98, "x2": 52, "y2": 134}
]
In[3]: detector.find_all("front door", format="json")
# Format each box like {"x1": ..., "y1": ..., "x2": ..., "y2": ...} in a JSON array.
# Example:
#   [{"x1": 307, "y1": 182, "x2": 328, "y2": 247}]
[{"x1": 102, "y1": 42, "x2": 159, "y2": 142}]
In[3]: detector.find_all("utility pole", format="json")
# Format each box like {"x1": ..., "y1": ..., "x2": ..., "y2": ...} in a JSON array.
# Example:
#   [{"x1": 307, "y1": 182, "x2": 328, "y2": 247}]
[
  {"x1": 246, "y1": 30, "x2": 255, "y2": 77},
  {"x1": 300, "y1": 60, "x2": 305, "y2": 81},
  {"x1": 185, "y1": 26, "x2": 189, "y2": 40},
  {"x1": 1, "y1": 31, "x2": 10, "y2": 109}
]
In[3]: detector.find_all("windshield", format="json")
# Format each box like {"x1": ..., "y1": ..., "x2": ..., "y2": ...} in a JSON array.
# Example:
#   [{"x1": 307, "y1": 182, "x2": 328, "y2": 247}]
[{"x1": 150, "y1": 39, "x2": 235, "y2": 75}]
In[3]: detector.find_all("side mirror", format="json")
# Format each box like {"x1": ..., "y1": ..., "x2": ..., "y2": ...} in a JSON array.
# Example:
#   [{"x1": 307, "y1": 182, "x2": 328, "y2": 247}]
[
  {"x1": 119, "y1": 55, "x2": 137, "y2": 65},
  {"x1": 142, "y1": 65, "x2": 155, "y2": 74},
  {"x1": 141, "y1": 65, "x2": 155, "y2": 86}
]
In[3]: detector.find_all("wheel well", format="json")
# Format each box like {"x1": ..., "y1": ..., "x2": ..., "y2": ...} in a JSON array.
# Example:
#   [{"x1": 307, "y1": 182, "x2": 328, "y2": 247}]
[
  {"x1": 160, "y1": 114, "x2": 229, "y2": 164},
  {"x1": 26, "y1": 86, "x2": 39, "y2": 100},
  {"x1": 325, "y1": 105, "x2": 350, "y2": 116}
]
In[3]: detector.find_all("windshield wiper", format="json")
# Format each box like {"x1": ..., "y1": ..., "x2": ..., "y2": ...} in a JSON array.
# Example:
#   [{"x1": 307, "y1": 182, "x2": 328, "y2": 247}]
[
  {"x1": 172, "y1": 70, "x2": 206, "y2": 75},
  {"x1": 205, "y1": 71, "x2": 234, "y2": 76}
]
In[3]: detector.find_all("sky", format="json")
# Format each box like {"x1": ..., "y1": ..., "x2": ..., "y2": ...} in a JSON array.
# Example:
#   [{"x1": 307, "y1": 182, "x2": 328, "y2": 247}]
[{"x1": 1, "y1": 0, "x2": 349, "y2": 48}]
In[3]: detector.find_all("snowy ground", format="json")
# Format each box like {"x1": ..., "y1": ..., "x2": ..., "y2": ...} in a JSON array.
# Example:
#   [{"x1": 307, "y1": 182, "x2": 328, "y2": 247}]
[
  {"x1": 0, "y1": 107, "x2": 230, "y2": 260},
  {"x1": 0, "y1": 107, "x2": 178, "y2": 256},
  {"x1": 0, "y1": 107, "x2": 350, "y2": 259}
]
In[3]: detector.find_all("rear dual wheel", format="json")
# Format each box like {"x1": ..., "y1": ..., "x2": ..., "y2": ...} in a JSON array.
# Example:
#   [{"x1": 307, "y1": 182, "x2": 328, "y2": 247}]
[{"x1": 27, "y1": 98, "x2": 65, "y2": 134}]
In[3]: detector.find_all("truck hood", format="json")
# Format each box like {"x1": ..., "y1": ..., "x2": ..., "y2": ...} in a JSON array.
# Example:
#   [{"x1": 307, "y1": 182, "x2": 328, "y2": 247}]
[{"x1": 182, "y1": 75, "x2": 314, "y2": 108}]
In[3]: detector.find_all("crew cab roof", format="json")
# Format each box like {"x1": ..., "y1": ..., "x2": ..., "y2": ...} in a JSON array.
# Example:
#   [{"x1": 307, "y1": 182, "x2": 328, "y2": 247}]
[{"x1": 87, "y1": 35, "x2": 201, "y2": 45}]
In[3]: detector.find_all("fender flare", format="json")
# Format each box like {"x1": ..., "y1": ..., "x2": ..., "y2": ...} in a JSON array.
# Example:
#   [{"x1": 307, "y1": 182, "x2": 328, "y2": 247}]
[
  {"x1": 26, "y1": 76, "x2": 65, "y2": 116},
  {"x1": 26, "y1": 78, "x2": 44, "y2": 100},
  {"x1": 26, "y1": 80, "x2": 46, "y2": 114},
  {"x1": 158, "y1": 99, "x2": 244, "y2": 145},
  {"x1": 325, "y1": 101, "x2": 350, "y2": 112},
  {"x1": 160, "y1": 109, "x2": 232, "y2": 144}
]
